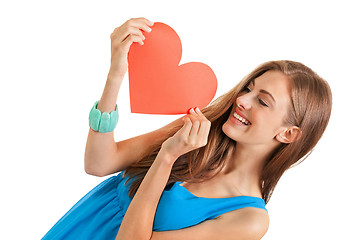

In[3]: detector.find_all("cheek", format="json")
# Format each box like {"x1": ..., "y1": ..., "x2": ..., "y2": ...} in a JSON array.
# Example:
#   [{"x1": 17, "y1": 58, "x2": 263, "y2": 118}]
[
  {"x1": 253, "y1": 113, "x2": 282, "y2": 136},
  {"x1": 265, "y1": 116, "x2": 285, "y2": 136}
]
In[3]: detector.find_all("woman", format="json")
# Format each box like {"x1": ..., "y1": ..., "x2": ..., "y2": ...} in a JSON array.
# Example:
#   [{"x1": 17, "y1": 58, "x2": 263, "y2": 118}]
[{"x1": 42, "y1": 17, "x2": 332, "y2": 240}]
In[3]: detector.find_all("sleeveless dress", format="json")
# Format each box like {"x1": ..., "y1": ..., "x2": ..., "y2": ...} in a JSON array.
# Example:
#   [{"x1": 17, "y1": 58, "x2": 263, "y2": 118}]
[{"x1": 42, "y1": 171, "x2": 267, "y2": 239}]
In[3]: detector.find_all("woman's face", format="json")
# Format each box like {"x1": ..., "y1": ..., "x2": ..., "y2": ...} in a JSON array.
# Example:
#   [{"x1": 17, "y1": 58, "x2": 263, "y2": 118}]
[{"x1": 222, "y1": 70, "x2": 292, "y2": 148}]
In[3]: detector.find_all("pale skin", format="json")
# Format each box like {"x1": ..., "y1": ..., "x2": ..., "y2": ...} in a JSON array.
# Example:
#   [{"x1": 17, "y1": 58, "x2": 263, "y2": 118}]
[{"x1": 88, "y1": 17, "x2": 302, "y2": 240}]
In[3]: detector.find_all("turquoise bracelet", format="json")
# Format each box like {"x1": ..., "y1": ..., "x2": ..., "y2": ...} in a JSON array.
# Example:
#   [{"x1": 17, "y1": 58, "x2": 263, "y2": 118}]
[{"x1": 89, "y1": 100, "x2": 119, "y2": 133}]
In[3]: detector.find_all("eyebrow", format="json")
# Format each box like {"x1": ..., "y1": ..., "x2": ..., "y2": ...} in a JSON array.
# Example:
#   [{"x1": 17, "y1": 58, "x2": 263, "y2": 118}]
[{"x1": 250, "y1": 79, "x2": 276, "y2": 103}]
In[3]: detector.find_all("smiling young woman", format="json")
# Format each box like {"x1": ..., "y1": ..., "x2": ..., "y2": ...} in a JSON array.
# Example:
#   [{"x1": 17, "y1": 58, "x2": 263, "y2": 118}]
[
  {"x1": 116, "y1": 60, "x2": 331, "y2": 239},
  {"x1": 42, "y1": 17, "x2": 332, "y2": 240},
  {"x1": 124, "y1": 60, "x2": 332, "y2": 205}
]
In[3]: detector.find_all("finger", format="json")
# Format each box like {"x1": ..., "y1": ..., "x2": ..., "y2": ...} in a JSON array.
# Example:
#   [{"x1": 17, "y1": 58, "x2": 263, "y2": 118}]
[
  {"x1": 112, "y1": 18, "x2": 152, "y2": 38},
  {"x1": 124, "y1": 27, "x2": 146, "y2": 40},
  {"x1": 176, "y1": 116, "x2": 192, "y2": 137},
  {"x1": 189, "y1": 107, "x2": 205, "y2": 126},
  {"x1": 194, "y1": 107, "x2": 211, "y2": 145},
  {"x1": 194, "y1": 107, "x2": 206, "y2": 119},
  {"x1": 197, "y1": 119, "x2": 211, "y2": 146},
  {"x1": 129, "y1": 17, "x2": 154, "y2": 27},
  {"x1": 126, "y1": 34, "x2": 144, "y2": 45},
  {"x1": 194, "y1": 107, "x2": 209, "y2": 125},
  {"x1": 122, "y1": 34, "x2": 144, "y2": 51},
  {"x1": 127, "y1": 18, "x2": 153, "y2": 33},
  {"x1": 185, "y1": 110, "x2": 202, "y2": 146},
  {"x1": 112, "y1": 26, "x2": 145, "y2": 44},
  {"x1": 188, "y1": 115, "x2": 200, "y2": 140},
  {"x1": 187, "y1": 108, "x2": 202, "y2": 133}
]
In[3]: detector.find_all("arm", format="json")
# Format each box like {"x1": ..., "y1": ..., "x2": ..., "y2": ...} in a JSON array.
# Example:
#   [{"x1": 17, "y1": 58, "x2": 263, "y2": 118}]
[
  {"x1": 110, "y1": 116, "x2": 183, "y2": 174},
  {"x1": 116, "y1": 107, "x2": 212, "y2": 240},
  {"x1": 115, "y1": 150, "x2": 270, "y2": 240},
  {"x1": 115, "y1": 108, "x2": 269, "y2": 240},
  {"x1": 116, "y1": 149, "x2": 176, "y2": 240},
  {"x1": 84, "y1": 17, "x2": 151, "y2": 176},
  {"x1": 84, "y1": 71, "x2": 123, "y2": 176},
  {"x1": 84, "y1": 18, "x2": 185, "y2": 176},
  {"x1": 84, "y1": 73, "x2": 184, "y2": 176}
]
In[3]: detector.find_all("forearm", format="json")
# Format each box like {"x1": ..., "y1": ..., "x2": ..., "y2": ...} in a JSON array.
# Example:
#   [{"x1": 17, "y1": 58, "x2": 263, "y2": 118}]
[
  {"x1": 116, "y1": 149, "x2": 176, "y2": 240},
  {"x1": 99, "y1": 71, "x2": 124, "y2": 112},
  {"x1": 84, "y1": 72, "x2": 124, "y2": 176}
]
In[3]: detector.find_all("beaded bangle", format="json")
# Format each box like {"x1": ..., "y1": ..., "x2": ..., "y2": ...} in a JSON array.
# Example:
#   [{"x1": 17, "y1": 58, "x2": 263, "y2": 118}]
[{"x1": 89, "y1": 100, "x2": 119, "y2": 133}]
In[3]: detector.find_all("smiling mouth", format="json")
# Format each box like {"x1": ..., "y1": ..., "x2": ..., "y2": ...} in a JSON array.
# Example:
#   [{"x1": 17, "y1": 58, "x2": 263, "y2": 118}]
[{"x1": 233, "y1": 112, "x2": 251, "y2": 125}]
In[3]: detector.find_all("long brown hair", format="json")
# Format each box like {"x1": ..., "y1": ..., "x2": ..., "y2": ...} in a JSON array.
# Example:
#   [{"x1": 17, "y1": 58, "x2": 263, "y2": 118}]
[{"x1": 124, "y1": 60, "x2": 332, "y2": 204}]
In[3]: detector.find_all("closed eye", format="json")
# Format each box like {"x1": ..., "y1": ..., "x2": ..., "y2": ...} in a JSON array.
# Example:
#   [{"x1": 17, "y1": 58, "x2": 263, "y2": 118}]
[
  {"x1": 241, "y1": 86, "x2": 269, "y2": 107},
  {"x1": 258, "y1": 98, "x2": 268, "y2": 107}
]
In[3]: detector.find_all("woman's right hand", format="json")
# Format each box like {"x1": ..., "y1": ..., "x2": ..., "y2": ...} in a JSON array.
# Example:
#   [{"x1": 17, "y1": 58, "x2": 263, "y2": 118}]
[
  {"x1": 109, "y1": 17, "x2": 154, "y2": 77},
  {"x1": 160, "y1": 107, "x2": 211, "y2": 163}
]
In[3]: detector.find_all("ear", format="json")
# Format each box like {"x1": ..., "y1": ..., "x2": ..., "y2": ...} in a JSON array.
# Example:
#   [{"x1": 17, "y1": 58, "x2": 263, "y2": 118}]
[{"x1": 275, "y1": 126, "x2": 302, "y2": 144}]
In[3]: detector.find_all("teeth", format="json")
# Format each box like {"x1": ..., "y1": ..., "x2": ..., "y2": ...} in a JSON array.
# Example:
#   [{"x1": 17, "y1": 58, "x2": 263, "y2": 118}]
[{"x1": 233, "y1": 112, "x2": 250, "y2": 125}]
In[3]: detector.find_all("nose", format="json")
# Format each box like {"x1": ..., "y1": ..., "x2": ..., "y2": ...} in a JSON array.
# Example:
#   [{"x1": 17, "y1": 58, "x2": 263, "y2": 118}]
[{"x1": 236, "y1": 94, "x2": 252, "y2": 110}]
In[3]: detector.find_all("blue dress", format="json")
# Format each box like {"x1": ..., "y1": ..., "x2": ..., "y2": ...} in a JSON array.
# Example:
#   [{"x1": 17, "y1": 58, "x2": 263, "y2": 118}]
[{"x1": 42, "y1": 171, "x2": 267, "y2": 239}]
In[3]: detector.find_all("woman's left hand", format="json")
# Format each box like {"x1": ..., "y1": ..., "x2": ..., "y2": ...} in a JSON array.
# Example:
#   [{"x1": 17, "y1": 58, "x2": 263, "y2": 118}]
[{"x1": 160, "y1": 107, "x2": 211, "y2": 162}]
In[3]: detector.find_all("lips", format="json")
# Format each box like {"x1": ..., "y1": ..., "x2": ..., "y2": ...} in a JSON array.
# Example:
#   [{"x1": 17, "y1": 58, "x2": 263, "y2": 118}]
[{"x1": 234, "y1": 108, "x2": 251, "y2": 125}]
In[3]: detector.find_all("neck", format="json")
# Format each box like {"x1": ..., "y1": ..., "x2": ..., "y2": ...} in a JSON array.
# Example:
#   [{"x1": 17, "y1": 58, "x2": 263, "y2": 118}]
[{"x1": 218, "y1": 142, "x2": 278, "y2": 197}]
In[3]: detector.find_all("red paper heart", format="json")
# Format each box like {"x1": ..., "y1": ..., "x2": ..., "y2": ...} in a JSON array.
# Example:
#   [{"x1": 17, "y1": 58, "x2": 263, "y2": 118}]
[{"x1": 128, "y1": 22, "x2": 217, "y2": 115}]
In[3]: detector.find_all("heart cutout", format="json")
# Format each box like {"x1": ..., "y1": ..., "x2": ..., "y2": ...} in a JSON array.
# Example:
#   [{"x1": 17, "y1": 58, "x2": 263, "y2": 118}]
[{"x1": 128, "y1": 22, "x2": 217, "y2": 115}]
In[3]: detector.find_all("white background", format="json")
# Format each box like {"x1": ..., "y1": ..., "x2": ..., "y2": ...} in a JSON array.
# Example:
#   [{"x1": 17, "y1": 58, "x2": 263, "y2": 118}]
[{"x1": 1, "y1": 0, "x2": 359, "y2": 239}]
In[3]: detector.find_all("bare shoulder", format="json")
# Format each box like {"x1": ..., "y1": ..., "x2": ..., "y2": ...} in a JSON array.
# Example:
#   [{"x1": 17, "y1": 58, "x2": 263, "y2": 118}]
[
  {"x1": 151, "y1": 207, "x2": 270, "y2": 240},
  {"x1": 219, "y1": 207, "x2": 270, "y2": 239}
]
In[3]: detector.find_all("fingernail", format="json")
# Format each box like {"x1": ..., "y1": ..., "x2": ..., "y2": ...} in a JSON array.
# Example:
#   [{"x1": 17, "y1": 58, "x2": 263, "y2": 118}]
[
  {"x1": 147, "y1": 27, "x2": 152, "y2": 32},
  {"x1": 195, "y1": 107, "x2": 200, "y2": 111},
  {"x1": 190, "y1": 108, "x2": 195, "y2": 113}
]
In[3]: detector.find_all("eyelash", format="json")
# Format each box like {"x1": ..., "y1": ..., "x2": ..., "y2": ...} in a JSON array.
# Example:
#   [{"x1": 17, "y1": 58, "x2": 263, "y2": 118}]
[{"x1": 243, "y1": 87, "x2": 269, "y2": 107}]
